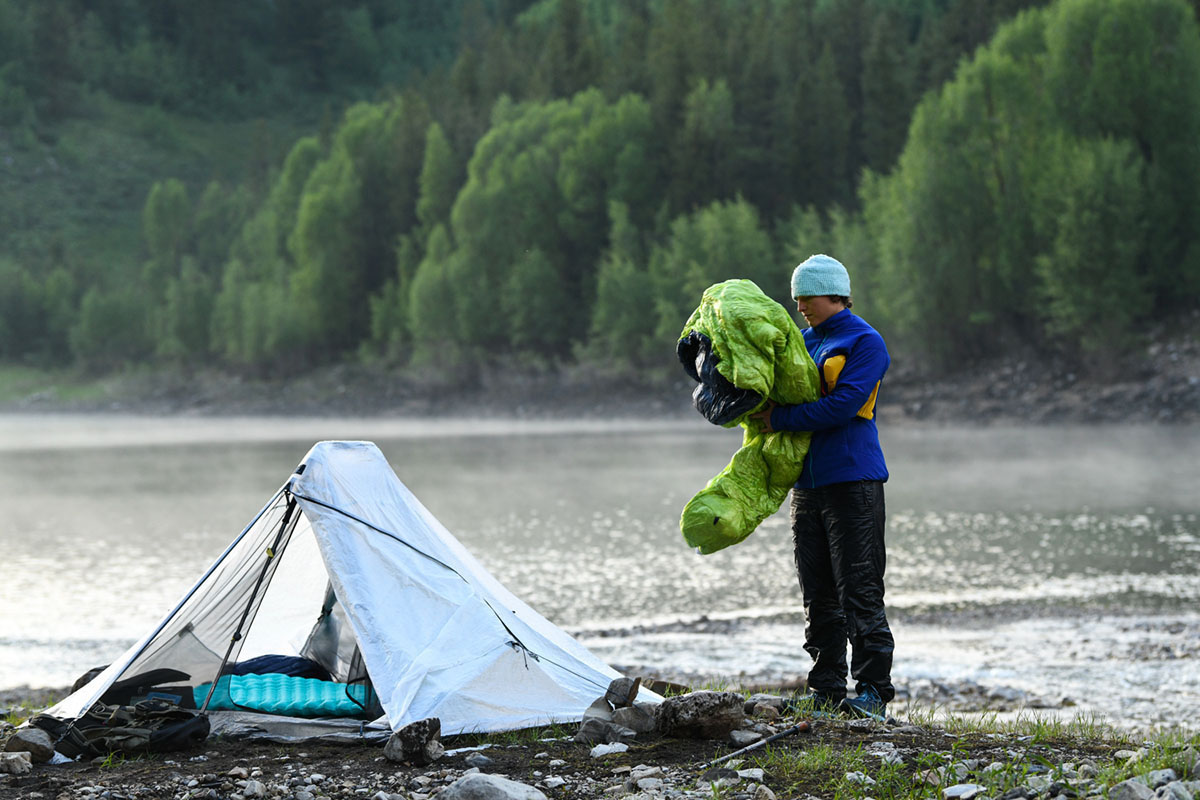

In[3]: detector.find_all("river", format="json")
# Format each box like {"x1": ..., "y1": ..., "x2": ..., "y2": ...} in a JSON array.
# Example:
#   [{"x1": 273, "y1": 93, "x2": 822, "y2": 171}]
[{"x1": 1, "y1": 414, "x2": 1197, "y2": 732}]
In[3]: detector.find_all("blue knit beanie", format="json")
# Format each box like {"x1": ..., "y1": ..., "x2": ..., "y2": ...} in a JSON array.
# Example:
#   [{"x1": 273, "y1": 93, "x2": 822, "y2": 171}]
[{"x1": 791, "y1": 254, "x2": 851, "y2": 298}]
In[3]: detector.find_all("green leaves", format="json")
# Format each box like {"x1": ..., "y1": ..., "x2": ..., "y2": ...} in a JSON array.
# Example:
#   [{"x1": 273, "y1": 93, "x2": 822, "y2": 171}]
[{"x1": 865, "y1": 0, "x2": 1200, "y2": 362}]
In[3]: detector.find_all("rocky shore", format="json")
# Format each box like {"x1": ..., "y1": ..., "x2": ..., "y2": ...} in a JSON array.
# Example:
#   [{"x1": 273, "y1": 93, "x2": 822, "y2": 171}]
[
  {"x1": 3, "y1": 682, "x2": 1199, "y2": 800},
  {"x1": 5, "y1": 322, "x2": 1198, "y2": 424}
]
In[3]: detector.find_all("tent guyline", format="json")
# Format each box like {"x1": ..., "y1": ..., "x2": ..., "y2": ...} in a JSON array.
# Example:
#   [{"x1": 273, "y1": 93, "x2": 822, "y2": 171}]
[{"x1": 287, "y1": 488, "x2": 610, "y2": 695}]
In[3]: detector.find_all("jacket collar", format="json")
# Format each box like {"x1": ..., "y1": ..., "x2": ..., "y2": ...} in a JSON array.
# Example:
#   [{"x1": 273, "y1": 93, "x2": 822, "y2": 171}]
[{"x1": 812, "y1": 308, "x2": 852, "y2": 334}]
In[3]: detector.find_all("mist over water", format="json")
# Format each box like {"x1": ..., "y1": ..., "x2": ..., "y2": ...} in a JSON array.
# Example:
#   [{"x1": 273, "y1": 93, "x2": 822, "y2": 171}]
[{"x1": 1, "y1": 415, "x2": 1197, "y2": 731}]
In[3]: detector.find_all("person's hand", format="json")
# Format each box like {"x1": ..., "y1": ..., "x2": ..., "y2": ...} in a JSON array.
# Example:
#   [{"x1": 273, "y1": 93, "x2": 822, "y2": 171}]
[{"x1": 748, "y1": 400, "x2": 777, "y2": 432}]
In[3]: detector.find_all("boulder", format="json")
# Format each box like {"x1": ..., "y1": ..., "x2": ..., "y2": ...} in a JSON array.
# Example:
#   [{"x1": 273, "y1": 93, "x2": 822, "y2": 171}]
[
  {"x1": 384, "y1": 717, "x2": 444, "y2": 766},
  {"x1": 4, "y1": 727, "x2": 55, "y2": 763},
  {"x1": 656, "y1": 691, "x2": 745, "y2": 739},
  {"x1": 439, "y1": 773, "x2": 547, "y2": 800}
]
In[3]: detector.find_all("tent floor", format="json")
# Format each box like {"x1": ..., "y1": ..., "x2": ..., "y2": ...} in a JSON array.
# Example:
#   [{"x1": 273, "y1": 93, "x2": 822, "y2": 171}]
[{"x1": 207, "y1": 710, "x2": 391, "y2": 744}]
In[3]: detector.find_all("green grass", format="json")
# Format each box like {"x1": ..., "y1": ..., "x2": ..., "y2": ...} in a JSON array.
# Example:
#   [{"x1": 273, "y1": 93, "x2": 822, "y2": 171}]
[
  {"x1": 743, "y1": 704, "x2": 1199, "y2": 800},
  {"x1": 902, "y1": 703, "x2": 1121, "y2": 744},
  {"x1": 0, "y1": 364, "x2": 115, "y2": 406}
]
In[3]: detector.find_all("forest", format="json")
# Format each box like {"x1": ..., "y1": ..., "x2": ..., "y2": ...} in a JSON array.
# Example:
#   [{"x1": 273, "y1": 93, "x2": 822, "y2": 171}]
[{"x1": 1, "y1": 0, "x2": 1198, "y2": 382}]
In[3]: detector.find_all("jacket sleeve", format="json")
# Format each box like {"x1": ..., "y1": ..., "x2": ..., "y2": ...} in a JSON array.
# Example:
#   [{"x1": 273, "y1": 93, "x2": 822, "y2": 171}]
[{"x1": 769, "y1": 332, "x2": 889, "y2": 432}]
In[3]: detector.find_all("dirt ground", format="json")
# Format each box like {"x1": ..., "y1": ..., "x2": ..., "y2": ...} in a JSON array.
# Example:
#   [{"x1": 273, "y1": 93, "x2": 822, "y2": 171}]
[{"x1": 0, "y1": 713, "x2": 1123, "y2": 800}]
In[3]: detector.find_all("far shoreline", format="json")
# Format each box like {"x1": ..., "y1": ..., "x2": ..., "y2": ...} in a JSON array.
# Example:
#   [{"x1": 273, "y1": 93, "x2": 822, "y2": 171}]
[{"x1": 3, "y1": 345, "x2": 1198, "y2": 426}]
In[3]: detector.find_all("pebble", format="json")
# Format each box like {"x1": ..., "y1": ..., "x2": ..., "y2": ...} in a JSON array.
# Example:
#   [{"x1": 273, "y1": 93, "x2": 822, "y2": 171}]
[
  {"x1": 590, "y1": 743, "x2": 629, "y2": 758},
  {"x1": 943, "y1": 784, "x2": 987, "y2": 800},
  {"x1": 845, "y1": 771, "x2": 877, "y2": 786}
]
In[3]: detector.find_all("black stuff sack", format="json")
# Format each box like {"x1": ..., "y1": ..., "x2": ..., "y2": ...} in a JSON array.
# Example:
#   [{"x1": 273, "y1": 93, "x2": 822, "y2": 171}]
[{"x1": 30, "y1": 698, "x2": 210, "y2": 759}]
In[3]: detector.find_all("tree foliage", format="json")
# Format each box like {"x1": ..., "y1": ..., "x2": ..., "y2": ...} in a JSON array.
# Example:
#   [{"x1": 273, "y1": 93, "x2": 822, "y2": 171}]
[{"x1": 5, "y1": 0, "x2": 1198, "y2": 381}]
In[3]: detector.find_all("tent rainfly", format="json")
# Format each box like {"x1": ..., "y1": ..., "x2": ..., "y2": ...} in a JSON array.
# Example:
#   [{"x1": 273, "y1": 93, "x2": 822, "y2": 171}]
[{"x1": 43, "y1": 440, "x2": 658, "y2": 740}]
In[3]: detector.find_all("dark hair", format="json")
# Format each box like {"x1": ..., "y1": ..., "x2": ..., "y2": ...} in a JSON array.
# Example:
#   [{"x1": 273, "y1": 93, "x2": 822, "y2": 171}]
[{"x1": 831, "y1": 295, "x2": 852, "y2": 309}]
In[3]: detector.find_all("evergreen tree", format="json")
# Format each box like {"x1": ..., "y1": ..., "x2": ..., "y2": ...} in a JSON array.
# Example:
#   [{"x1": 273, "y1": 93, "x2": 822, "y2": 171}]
[{"x1": 860, "y1": 6, "x2": 915, "y2": 173}]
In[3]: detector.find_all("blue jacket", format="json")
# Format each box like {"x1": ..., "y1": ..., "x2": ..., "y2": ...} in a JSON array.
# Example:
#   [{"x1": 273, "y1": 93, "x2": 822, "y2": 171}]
[{"x1": 769, "y1": 309, "x2": 889, "y2": 487}]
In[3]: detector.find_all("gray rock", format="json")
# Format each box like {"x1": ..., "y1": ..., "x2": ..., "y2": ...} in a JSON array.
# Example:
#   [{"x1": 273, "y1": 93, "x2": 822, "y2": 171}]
[
  {"x1": 590, "y1": 742, "x2": 628, "y2": 758},
  {"x1": 466, "y1": 753, "x2": 495, "y2": 770},
  {"x1": 384, "y1": 717, "x2": 444, "y2": 766},
  {"x1": 584, "y1": 697, "x2": 614, "y2": 723},
  {"x1": 752, "y1": 703, "x2": 781, "y2": 721},
  {"x1": 612, "y1": 704, "x2": 656, "y2": 735},
  {"x1": 1148, "y1": 771, "x2": 1180, "y2": 789},
  {"x1": 698, "y1": 767, "x2": 739, "y2": 786},
  {"x1": 753, "y1": 785, "x2": 778, "y2": 800},
  {"x1": 574, "y1": 717, "x2": 610, "y2": 744},
  {"x1": 1109, "y1": 779, "x2": 1155, "y2": 800},
  {"x1": 4, "y1": 727, "x2": 55, "y2": 763},
  {"x1": 846, "y1": 771, "x2": 877, "y2": 786},
  {"x1": 574, "y1": 717, "x2": 637, "y2": 744},
  {"x1": 1154, "y1": 782, "x2": 1192, "y2": 800},
  {"x1": 744, "y1": 694, "x2": 786, "y2": 713},
  {"x1": 542, "y1": 776, "x2": 566, "y2": 789},
  {"x1": 942, "y1": 784, "x2": 986, "y2": 800},
  {"x1": 605, "y1": 677, "x2": 642, "y2": 709},
  {"x1": 242, "y1": 779, "x2": 266, "y2": 798},
  {"x1": 0, "y1": 751, "x2": 32, "y2": 775},
  {"x1": 439, "y1": 773, "x2": 548, "y2": 800},
  {"x1": 730, "y1": 730, "x2": 763, "y2": 747},
  {"x1": 656, "y1": 691, "x2": 745, "y2": 739}
]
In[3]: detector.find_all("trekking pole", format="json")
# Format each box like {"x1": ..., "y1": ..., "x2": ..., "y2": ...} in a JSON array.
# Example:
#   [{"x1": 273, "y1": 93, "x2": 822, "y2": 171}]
[{"x1": 701, "y1": 720, "x2": 810, "y2": 770}]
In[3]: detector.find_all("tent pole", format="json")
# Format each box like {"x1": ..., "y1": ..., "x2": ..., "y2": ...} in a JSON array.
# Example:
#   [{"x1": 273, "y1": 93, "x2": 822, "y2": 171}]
[{"x1": 199, "y1": 494, "x2": 299, "y2": 714}]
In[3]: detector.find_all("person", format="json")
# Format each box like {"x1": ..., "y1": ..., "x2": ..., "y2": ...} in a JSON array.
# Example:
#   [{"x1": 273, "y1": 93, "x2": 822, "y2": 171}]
[{"x1": 749, "y1": 253, "x2": 895, "y2": 719}]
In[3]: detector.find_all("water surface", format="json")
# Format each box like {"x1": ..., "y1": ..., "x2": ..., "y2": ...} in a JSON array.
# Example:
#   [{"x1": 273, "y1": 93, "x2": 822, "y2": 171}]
[{"x1": 1, "y1": 415, "x2": 1196, "y2": 731}]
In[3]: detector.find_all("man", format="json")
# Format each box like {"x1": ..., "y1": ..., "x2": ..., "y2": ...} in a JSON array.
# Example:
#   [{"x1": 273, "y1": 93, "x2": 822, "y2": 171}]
[{"x1": 750, "y1": 253, "x2": 895, "y2": 719}]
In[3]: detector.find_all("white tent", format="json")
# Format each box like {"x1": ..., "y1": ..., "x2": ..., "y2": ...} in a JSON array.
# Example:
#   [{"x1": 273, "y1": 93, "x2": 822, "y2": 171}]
[{"x1": 45, "y1": 441, "x2": 656, "y2": 738}]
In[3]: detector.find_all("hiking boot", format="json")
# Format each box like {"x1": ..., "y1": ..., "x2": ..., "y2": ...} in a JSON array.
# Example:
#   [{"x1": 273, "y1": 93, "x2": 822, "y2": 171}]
[
  {"x1": 841, "y1": 686, "x2": 887, "y2": 720},
  {"x1": 781, "y1": 691, "x2": 845, "y2": 715}
]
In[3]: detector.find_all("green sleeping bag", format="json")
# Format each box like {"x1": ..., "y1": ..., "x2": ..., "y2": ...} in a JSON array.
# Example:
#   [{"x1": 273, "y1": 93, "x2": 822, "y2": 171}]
[{"x1": 678, "y1": 279, "x2": 820, "y2": 554}]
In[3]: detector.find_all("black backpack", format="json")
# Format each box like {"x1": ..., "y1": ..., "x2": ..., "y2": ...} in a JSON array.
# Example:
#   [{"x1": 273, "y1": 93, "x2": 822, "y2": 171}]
[{"x1": 31, "y1": 698, "x2": 209, "y2": 759}]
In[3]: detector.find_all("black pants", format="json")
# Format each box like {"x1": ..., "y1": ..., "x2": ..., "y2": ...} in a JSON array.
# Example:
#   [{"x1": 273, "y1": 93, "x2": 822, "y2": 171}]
[{"x1": 791, "y1": 480, "x2": 895, "y2": 702}]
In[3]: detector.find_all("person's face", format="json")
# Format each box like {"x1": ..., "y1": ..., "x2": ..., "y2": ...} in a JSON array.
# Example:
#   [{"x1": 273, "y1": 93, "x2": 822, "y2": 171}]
[{"x1": 795, "y1": 295, "x2": 844, "y2": 328}]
